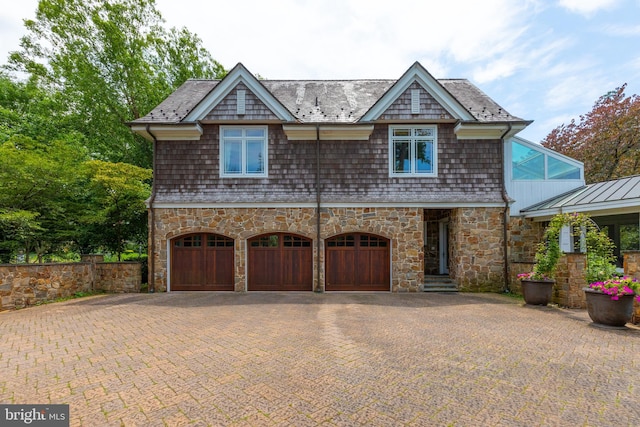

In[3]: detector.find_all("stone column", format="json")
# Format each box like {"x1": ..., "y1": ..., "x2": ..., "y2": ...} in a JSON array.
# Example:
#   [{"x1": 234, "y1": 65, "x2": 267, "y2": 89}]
[
  {"x1": 555, "y1": 253, "x2": 587, "y2": 308},
  {"x1": 623, "y1": 251, "x2": 640, "y2": 324}
]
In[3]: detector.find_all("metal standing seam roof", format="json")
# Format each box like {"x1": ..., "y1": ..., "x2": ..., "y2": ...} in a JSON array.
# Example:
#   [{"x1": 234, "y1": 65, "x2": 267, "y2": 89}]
[
  {"x1": 132, "y1": 77, "x2": 526, "y2": 125},
  {"x1": 521, "y1": 175, "x2": 640, "y2": 214}
]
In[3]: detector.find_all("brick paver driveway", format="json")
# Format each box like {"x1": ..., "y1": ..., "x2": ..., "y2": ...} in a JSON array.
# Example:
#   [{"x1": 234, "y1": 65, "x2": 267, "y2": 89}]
[{"x1": 1, "y1": 292, "x2": 639, "y2": 426}]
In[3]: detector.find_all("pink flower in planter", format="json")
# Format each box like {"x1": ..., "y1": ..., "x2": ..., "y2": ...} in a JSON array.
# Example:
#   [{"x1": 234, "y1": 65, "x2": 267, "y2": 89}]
[{"x1": 588, "y1": 276, "x2": 640, "y2": 301}]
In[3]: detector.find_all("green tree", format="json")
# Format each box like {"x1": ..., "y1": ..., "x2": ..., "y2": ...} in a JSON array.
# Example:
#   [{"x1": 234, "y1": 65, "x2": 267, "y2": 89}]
[
  {"x1": 0, "y1": 209, "x2": 43, "y2": 263},
  {"x1": 83, "y1": 160, "x2": 151, "y2": 260},
  {"x1": 0, "y1": 135, "x2": 88, "y2": 261},
  {"x1": 0, "y1": 72, "x2": 75, "y2": 143},
  {"x1": 7, "y1": 0, "x2": 226, "y2": 168}
]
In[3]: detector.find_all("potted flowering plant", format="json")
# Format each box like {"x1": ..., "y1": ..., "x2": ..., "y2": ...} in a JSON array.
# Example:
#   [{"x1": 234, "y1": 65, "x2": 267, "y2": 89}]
[
  {"x1": 517, "y1": 214, "x2": 564, "y2": 305},
  {"x1": 584, "y1": 276, "x2": 640, "y2": 327}
]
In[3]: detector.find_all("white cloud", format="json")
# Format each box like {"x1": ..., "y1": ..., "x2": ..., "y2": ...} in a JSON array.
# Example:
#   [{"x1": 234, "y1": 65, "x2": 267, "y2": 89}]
[
  {"x1": 600, "y1": 23, "x2": 640, "y2": 36},
  {"x1": 156, "y1": 0, "x2": 537, "y2": 79},
  {"x1": 557, "y1": 0, "x2": 619, "y2": 16},
  {"x1": 543, "y1": 75, "x2": 603, "y2": 110}
]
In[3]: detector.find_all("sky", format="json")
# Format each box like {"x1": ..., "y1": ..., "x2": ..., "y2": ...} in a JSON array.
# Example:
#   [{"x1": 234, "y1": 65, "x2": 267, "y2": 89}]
[{"x1": 1, "y1": 0, "x2": 639, "y2": 143}]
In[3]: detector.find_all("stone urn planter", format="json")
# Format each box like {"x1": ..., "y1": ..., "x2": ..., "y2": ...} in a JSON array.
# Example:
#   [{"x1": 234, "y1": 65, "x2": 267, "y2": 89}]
[
  {"x1": 584, "y1": 288, "x2": 635, "y2": 327},
  {"x1": 521, "y1": 279, "x2": 555, "y2": 306}
]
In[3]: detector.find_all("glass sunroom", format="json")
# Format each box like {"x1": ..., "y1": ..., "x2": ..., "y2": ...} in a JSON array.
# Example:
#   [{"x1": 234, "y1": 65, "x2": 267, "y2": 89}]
[{"x1": 505, "y1": 137, "x2": 585, "y2": 215}]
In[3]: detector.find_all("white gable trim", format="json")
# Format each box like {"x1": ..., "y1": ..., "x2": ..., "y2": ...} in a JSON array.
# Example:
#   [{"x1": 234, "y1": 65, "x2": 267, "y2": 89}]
[
  {"x1": 184, "y1": 63, "x2": 295, "y2": 122},
  {"x1": 360, "y1": 62, "x2": 475, "y2": 122}
]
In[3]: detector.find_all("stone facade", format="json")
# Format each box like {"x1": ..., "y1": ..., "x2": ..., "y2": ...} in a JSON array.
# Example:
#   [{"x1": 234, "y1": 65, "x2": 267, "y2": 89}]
[
  {"x1": 449, "y1": 207, "x2": 505, "y2": 292},
  {"x1": 152, "y1": 206, "x2": 425, "y2": 292},
  {"x1": 509, "y1": 216, "x2": 544, "y2": 263},
  {"x1": 0, "y1": 261, "x2": 141, "y2": 310}
]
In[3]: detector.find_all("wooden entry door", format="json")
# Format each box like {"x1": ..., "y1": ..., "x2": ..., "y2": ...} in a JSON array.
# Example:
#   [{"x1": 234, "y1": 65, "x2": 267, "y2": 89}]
[
  {"x1": 171, "y1": 233, "x2": 234, "y2": 291},
  {"x1": 325, "y1": 233, "x2": 390, "y2": 291},
  {"x1": 247, "y1": 233, "x2": 313, "y2": 291}
]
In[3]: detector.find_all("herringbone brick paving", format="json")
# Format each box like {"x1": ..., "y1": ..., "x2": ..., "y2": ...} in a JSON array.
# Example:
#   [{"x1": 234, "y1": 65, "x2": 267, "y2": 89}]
[{"x1": 1, "y1": 292, "x2": 639, "y2": 426}]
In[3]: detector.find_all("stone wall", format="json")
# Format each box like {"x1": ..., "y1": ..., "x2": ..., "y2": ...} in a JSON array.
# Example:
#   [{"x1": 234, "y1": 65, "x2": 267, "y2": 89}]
[
  {"x1": 152, "y1": 207, "x2": 424, "y2": 292},
  {"x1": 0, "y1": 260, "x2": 141, "y2": 310},
  {"x1": 95, "y1": 262, "x2": 141, "y2": 293},
  {"x1": 449, "y1": 207, "x2": 505, "y2": 292},
  {"x1": 509, "y1": 217, "x2": 544, "y2": 263}
]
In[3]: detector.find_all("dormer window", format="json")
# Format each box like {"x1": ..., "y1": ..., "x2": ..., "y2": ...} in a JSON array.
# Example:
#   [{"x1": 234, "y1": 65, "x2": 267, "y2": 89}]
[{"x1": 389, "y1": 125, "x2": 437, "y2": 177}]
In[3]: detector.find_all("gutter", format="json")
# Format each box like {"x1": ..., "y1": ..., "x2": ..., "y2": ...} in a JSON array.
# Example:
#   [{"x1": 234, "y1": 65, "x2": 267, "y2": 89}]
[
  {"x1": 315, "y1": 124, "x2": 322, "y2": 292},
  {"x1": 145, "y1": 124, "x2": 158, "y2": 293},
  {"x1": 499, "y1": 123, "x2": 513, "y2": 293}
]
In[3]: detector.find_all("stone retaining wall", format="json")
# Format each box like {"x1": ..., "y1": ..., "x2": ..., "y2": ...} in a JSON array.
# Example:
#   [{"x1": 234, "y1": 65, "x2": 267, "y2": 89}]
[{"x1": 0, "y1": 260, "x2": 141, "y2": 310}]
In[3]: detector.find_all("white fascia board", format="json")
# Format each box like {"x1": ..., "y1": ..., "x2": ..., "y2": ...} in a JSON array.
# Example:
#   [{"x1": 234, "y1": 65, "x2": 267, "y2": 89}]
[
  {"x1": 455, "y1": 122, "x2": 528, "y2": 140},
  {"x1": 131, "y1": 124, "x2": 203, "y2": 141},
  {"x1": 184, "y1": 65, "x2": 295, "y2": 122},
  {"x1": 282, "y1": 125, "x2": 374, "y2": 141},
  {"x1": 360, "y1": 62, "x2": 475, "y2": 122}
]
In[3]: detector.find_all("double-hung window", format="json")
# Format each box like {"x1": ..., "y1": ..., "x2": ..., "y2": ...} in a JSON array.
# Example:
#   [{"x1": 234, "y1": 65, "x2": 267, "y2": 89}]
[
  {"x1": 220, "y1": 126, "x2": 268, "y2": 177},
  {"x1": 389, "y1": 125, "x2": 437, "y2": 177}
]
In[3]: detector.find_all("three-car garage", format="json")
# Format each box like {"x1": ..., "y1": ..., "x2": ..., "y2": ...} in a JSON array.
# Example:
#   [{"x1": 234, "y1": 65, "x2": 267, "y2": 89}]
[{"x1": 170, "y1": 232, "x2": 391, "y2": 292}]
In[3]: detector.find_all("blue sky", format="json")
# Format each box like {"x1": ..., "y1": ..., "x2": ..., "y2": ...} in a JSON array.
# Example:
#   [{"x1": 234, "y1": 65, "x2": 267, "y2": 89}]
[{"x1": 1, "y1": 0, "x2": 639, "y2": 143}]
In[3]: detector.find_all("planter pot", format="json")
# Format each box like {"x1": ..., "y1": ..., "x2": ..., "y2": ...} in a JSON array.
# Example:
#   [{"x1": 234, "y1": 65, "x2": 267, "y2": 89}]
[
  {"x1": 584, "y1": 288, "x2": 635, "y2": 327},
  {"x1": 521, "y1": 279, "x2": 554, "y2": 305}
]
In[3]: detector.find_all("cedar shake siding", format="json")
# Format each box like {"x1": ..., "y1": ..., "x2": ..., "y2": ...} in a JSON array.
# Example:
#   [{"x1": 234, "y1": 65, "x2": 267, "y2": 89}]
[
  {"x1": 204, "y1": 82, "x2": 280, "y2": 122},
  {"x1": 379, "y1": 81, "x2": 454, "y2": 121},
  {"x1": 153, "y1": 123, "x2": 503, "y2": 205}
]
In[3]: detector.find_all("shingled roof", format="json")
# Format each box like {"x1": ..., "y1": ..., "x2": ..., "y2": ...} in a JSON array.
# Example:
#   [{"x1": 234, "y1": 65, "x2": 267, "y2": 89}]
[{"x1": 133, "y1": 71, "x2": 525, "y2": 125}]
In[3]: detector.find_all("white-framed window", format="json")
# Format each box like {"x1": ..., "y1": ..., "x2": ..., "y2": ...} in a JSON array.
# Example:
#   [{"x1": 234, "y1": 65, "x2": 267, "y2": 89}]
[
  {"x1": 220, "y1": 126, "x2": 268, "y2": 177},
  {"x1": 389, "y1": 125, "x2": 437, "y2": 177}
]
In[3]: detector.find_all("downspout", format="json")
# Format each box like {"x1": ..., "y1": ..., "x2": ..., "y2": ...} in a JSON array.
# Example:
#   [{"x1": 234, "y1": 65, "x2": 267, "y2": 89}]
[
  {"x1": 145, "y1": 124, "x2": 158, "y2": 293},
  {"x1": 315, "y1": 124, "x2": 322, "y2": 292},
  {"x1": 499, "y1": 123, "x2": 513, "y2": 293}
]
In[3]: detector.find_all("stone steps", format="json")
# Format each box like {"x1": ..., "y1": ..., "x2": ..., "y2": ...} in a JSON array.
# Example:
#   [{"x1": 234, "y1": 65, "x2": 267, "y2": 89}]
[{"x1": 422, "y1": 275, "x2": 458, "y2": 292}]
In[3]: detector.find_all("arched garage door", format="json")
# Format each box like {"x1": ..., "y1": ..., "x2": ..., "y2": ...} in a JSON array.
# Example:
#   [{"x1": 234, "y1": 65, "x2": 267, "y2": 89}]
[
  {"x1": 171, "y1": 233, "x2": 234, "y2": 291},
  {"x1": 326, "y1": 233, "x2": 390, "y2": 291},
  {"x1": 248, "y1": 233, "x2": 313, "y2": 291}
]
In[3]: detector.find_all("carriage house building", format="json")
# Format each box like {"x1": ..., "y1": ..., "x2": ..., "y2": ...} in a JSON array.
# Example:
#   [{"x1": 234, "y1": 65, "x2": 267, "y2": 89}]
[{"x1": 130, "y1": 62, "x2": 539, "y2": 293}]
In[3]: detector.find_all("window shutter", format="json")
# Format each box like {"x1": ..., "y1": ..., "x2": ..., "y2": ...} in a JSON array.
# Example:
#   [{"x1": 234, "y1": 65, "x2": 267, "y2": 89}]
[
  {"x1": 237, "y1": 89, "x2": 246, "y2": 115},
  {"x1": 411, "y1": 89, "x2": 420, "y2": 114}
]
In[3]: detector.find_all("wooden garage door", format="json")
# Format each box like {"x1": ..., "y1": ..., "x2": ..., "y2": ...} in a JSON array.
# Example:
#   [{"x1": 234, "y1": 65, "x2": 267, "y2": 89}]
[
  {"x1": 247, "y1": 233, "x2": 313, "y2": 291},
  {"x1": 326, "y1": 233, "x2": 390, "y2": 291},
  {"x1": 171, "y1": 233, "x2": 234, "y2": 291}
]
